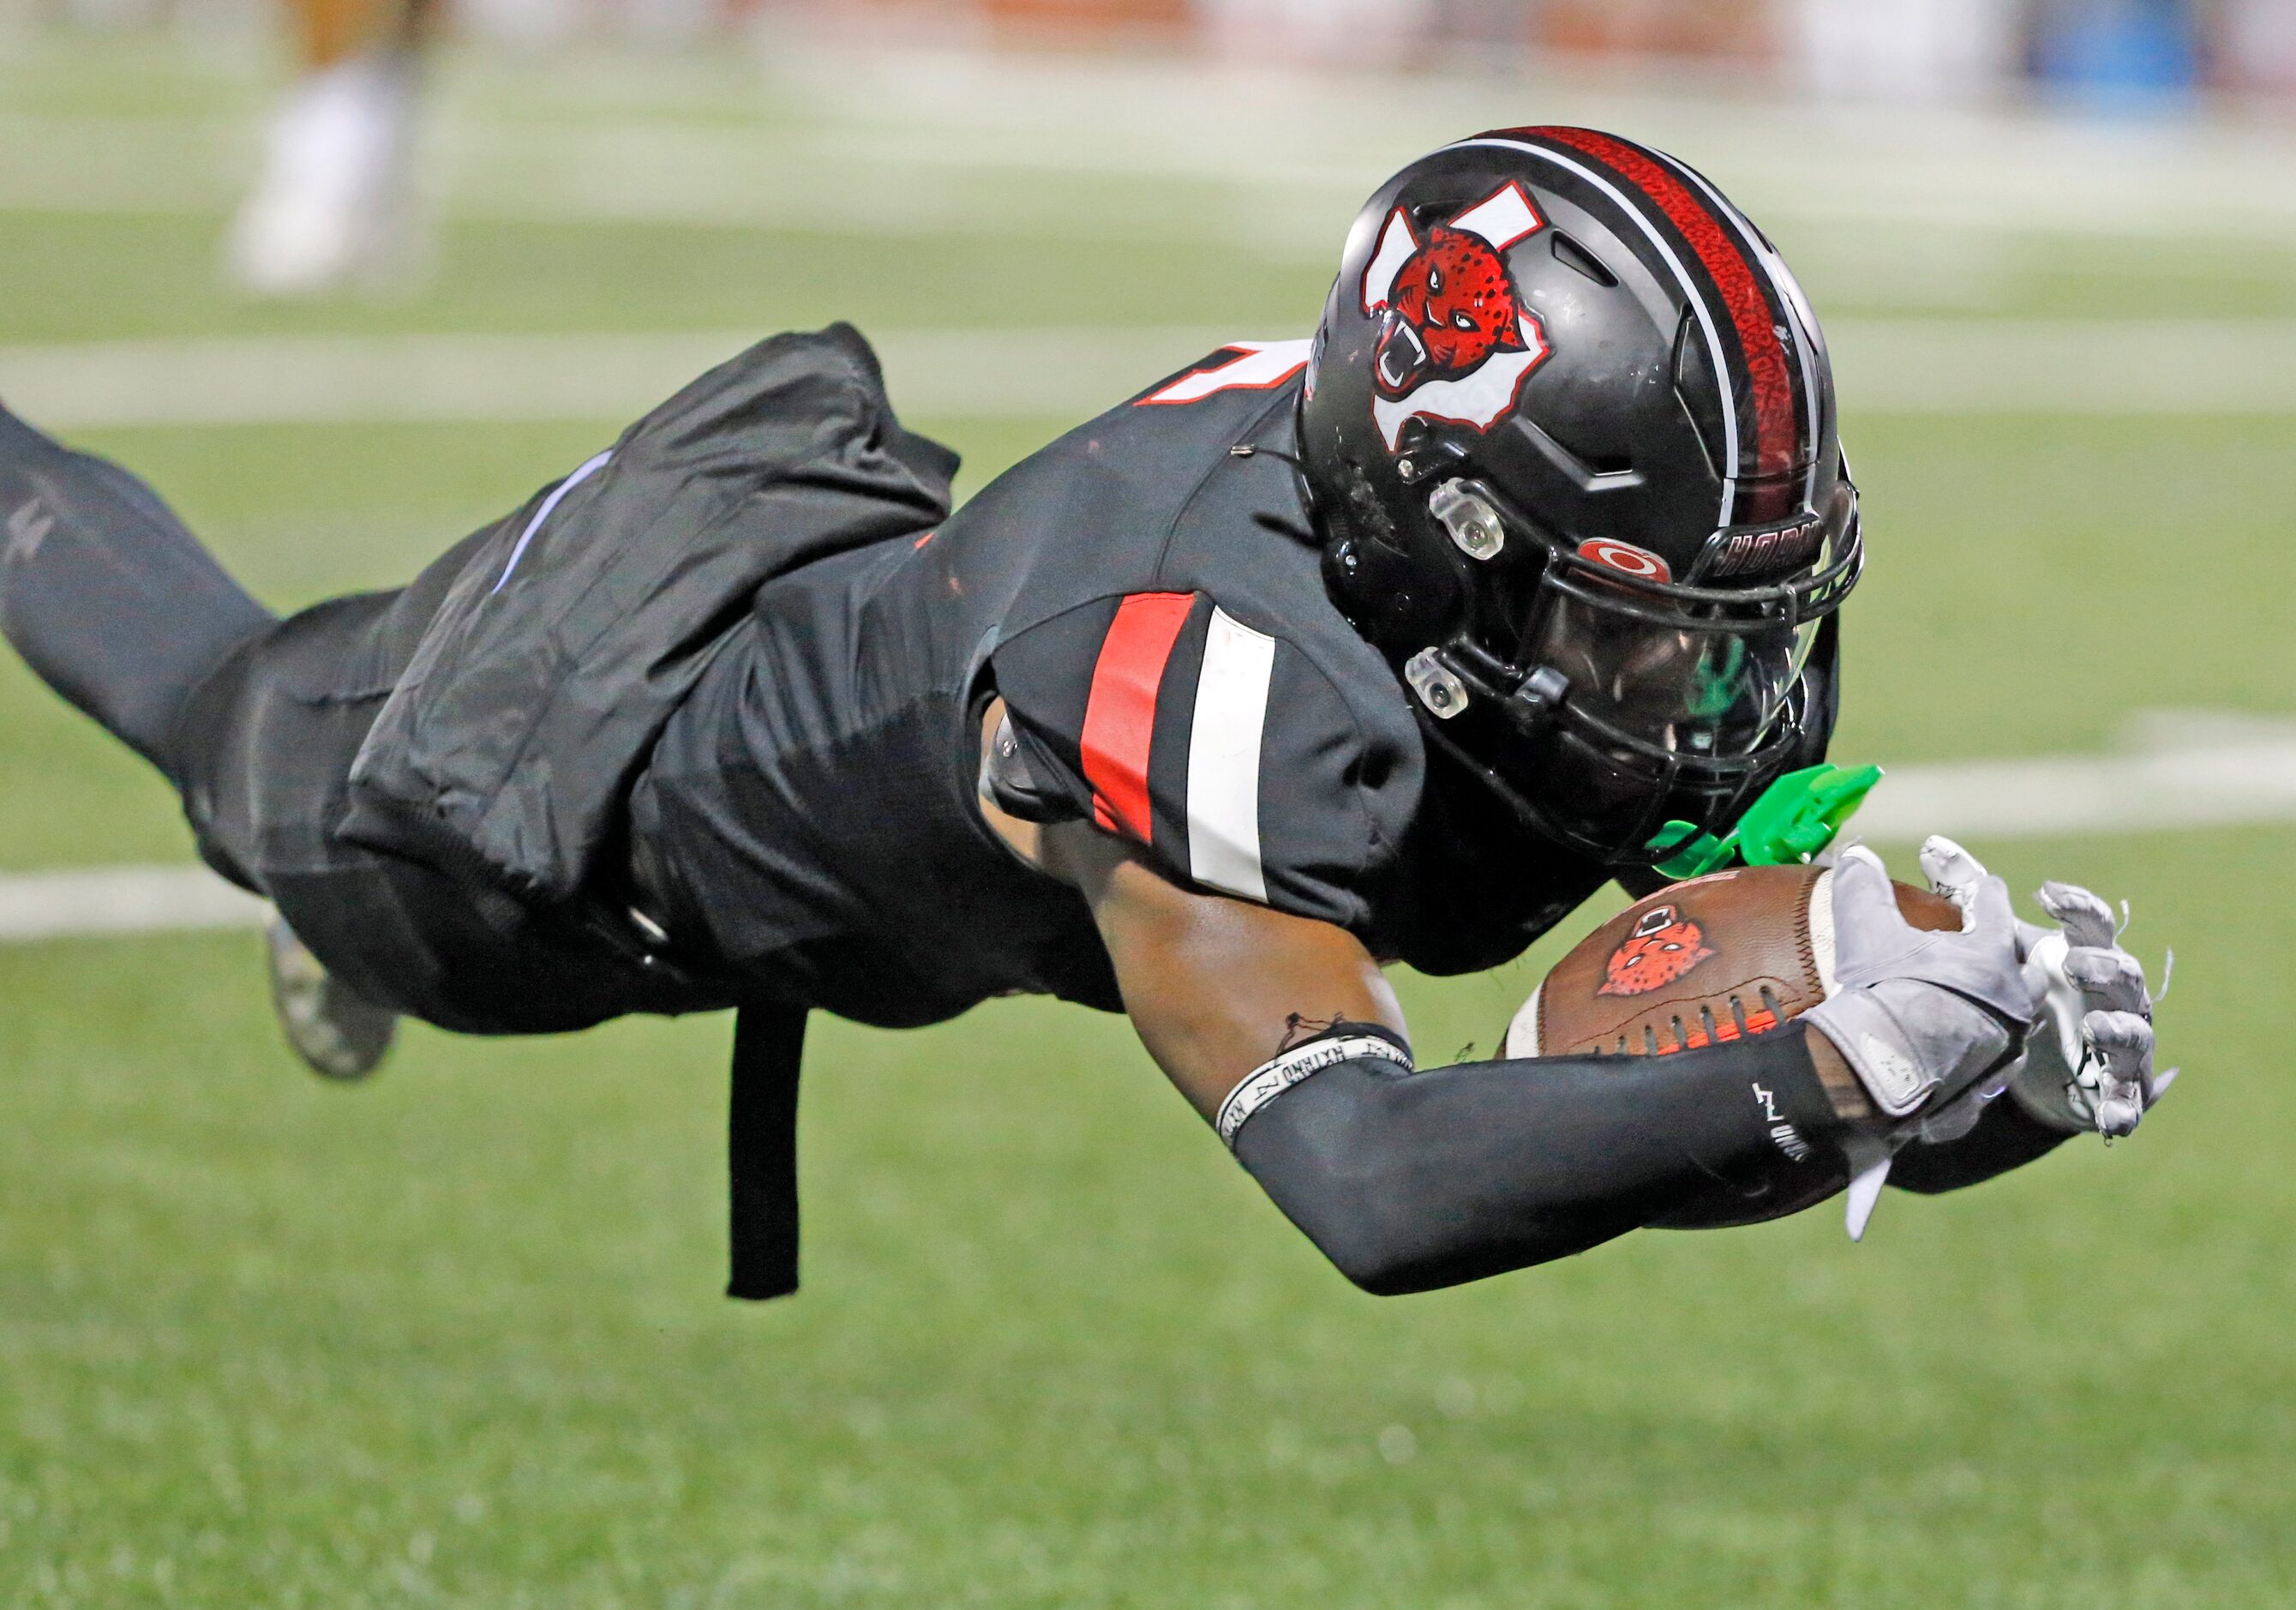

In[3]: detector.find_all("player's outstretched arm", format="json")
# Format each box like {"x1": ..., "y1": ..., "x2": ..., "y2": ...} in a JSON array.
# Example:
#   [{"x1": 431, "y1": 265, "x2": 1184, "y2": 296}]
[{"x1": 1051, "y1": 825, "x2": 1889, "y2": 1295}]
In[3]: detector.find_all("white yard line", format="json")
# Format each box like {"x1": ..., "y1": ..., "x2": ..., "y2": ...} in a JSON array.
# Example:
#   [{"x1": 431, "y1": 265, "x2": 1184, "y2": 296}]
[
  {"x1": 4, "y1": 319, "x2": 2293, "y2": 430},
  {"x1": 1855, "y1": 712, "x2": 2296, "y2": 840},
  {"x1": 0, "y1": 327, "x2": 1235, "y2": 429},
  {"x1": 1831, "y1": 320, "x2": 2296, "y2": 415},
  {"x1": 0, "y1": 863, "x2": 265, "y2": 943},
  {"x1": 4, "y1": 714, "x2": 2293, "y2": 945}
]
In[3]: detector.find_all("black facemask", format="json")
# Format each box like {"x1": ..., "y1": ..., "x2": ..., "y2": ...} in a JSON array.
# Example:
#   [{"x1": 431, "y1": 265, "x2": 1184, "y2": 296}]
[{"x1": 1405, "y1": 478, "x2": 1859, "y2": 867}]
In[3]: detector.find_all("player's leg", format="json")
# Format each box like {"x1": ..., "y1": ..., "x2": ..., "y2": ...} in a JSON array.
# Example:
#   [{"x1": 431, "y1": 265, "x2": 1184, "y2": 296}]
[
  {"x1": 177, "y1": 595, "x2": 722, "y2": 1047},
  {"x1": 0, "y1": 402, "x2": 274, "y2": 776},
  {"x1": 227, "y1": 0, "x2": 437, "y2": 296},
  {"x1": 0, "y1": 401, "x2": 410, "y2": 1075},
  {"x1": 2, "y1": 407, "x2": 689, "y2": 1071}
]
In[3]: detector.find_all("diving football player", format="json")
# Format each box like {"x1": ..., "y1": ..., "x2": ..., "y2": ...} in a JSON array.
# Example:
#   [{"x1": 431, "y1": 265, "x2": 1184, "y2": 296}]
[{"x1": 4, "y1": 129, "x2": 2165, "y2": 1294}]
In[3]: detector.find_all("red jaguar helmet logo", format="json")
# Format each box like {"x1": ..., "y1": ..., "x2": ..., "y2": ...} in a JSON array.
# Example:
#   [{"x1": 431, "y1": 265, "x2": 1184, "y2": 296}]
[
  {"x1": 1377, "y1": 226, "x2": 1528, "y2": 393},
  {"x1": 1597, "y1": 904, "x2": 1716, "y2": 998},
  {"x1": 1360, "y1": 181, "x2": 1552, "y2": 451}
]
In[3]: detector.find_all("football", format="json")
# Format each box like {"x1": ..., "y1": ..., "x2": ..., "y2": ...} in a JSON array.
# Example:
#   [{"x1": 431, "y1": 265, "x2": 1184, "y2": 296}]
[{"x1": 1507, "y1": 862, "x2": 1963, "y2": 1061}]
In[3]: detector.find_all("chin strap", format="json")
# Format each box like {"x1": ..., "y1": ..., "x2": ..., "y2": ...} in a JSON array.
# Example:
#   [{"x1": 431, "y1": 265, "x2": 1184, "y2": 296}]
[{"x1": 726, "y1": 1006, "x2": 806, "y2": 1301}]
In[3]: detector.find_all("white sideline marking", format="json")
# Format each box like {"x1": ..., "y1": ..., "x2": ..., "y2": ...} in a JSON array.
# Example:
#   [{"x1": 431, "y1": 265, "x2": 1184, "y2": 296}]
[
  {"x1": 0, "y1": 863, "x2": 265, "y2": 943},
  {"x1": 3, "y1": 320, "x2": 2294, "y2": 430},
  {"x1": 3, "y1": 712, "x2": 2293, "y2": 945}
]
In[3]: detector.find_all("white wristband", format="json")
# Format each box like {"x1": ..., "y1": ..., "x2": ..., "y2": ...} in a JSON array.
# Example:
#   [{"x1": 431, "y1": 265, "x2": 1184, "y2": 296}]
[{"x1": 1214, "y1": 1034, "x2": 1413, "y2": 1149}]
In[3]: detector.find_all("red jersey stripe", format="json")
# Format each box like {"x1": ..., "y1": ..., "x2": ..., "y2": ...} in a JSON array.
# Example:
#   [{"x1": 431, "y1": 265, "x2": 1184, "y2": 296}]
[
  {"x1": 1080, "y1": 592, "x2": 1195, "y2": 841},
  {"x1": 1529, "y1": 127, "x2": 1801, "y2": 484}
]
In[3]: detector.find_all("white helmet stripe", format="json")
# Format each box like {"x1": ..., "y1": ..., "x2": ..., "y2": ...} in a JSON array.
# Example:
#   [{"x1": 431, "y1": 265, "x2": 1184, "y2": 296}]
[{"x1": 1657, "y1": 149, "x2": 1828, "y2": 515}]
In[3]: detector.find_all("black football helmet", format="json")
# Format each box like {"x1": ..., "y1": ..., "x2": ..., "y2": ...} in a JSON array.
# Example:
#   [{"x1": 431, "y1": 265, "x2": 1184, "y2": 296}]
[{"x1": 1298, "y1": 126, "x2": 1860, "y2": 868}]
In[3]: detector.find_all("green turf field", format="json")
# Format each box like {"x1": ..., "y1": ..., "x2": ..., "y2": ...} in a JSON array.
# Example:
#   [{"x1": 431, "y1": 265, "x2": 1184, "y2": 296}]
[{"x1": 3, "y1": 35, "x2": 2293, "y2": 1607}]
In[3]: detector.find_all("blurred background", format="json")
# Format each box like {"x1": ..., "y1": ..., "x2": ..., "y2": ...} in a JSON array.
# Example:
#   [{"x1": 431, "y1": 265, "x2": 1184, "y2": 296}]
[
  {"x1": 2, "y1": 1, "x2": 2293, "y2": 1606},
  {"x1": 18, "y1": 0, "x2": 2296, "y2": 96}
]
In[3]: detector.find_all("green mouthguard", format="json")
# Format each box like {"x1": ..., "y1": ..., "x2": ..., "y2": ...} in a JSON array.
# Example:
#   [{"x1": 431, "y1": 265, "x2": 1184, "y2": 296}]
[{"x1": 1645, "y1": 762, "x2": 1885, "y2": 881}]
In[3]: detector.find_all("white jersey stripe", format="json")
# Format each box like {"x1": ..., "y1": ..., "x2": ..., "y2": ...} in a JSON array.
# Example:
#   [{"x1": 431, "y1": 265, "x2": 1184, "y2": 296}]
[{"x1": 1186, "y1": 606, "x2": 1276, "y2": 903}]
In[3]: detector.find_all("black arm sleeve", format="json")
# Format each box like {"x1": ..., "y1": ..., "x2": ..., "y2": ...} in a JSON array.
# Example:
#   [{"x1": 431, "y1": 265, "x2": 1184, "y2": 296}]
[
  {"x1": 1885, "y1": 1096, "x2": 2072, "y2": 1195},
  {"x1": 1231, "y1": 1023, "x2": 1849, "y2": 1295}
]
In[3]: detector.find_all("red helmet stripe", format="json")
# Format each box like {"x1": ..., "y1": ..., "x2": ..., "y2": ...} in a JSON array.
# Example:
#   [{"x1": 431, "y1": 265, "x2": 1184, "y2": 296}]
[
  {"x1": 1080, "y1": 592, "x2": 1196, "y2": 841},
  {"x1": 1526, "y1": 128, "x2": 1801, "y2": 485}
]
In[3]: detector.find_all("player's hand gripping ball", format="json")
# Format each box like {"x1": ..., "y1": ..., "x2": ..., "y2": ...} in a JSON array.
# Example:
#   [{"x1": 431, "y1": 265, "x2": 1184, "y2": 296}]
[
  {"x1": 1506, "y1": 843, "x2": 2172, "y2": 1223},
  {"x1": 1501, "y1": 861, "x2": 1964, "y2": 1230}
]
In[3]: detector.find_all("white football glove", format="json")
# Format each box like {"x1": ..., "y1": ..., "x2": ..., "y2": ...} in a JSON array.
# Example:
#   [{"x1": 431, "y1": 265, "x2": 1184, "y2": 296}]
[
  {"x1": 2010, "y1": 879, "x2": 2172, "y2": 1138},
  {"x1": 1803, "y1": 836, "x2": 2043, "y2": 1240},
  {"x1": 1816, "y1": 839, "x2": 2175, "y2": 1240},
  {"x1": 1804, "y1": 838, "x2": 2038, "y2": 1121}
]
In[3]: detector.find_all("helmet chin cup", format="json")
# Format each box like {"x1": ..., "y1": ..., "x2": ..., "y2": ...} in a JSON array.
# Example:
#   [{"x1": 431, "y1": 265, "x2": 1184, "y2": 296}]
[
  {"x1": 1406, "y1": 631, "x2": 1813, "y2": 867},
  {"x1": 1416, "y1": 674, "x2": 1809, "y2": 868}
]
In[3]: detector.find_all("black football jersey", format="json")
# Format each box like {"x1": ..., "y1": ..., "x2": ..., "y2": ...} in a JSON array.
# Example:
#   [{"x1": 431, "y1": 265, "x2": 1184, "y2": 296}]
[{"x1": 630, "y1": 342, "x2": 1612, "y2": 1028}]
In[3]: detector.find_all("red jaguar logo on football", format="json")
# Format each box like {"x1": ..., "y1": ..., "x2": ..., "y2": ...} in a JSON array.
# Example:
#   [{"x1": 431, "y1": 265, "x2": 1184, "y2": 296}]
[
  {"x1": 1597, "y1": 904, "x2": 1716, "y2": 997},
  {"x1": 1360, "y1": 182, "x2": 1551, "y2": 452}
]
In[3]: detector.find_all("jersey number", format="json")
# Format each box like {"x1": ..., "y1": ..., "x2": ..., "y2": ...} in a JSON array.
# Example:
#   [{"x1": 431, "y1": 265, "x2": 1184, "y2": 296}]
[{"x1": 1139, "y1": 340, "x2": 1313, "y2": 406}]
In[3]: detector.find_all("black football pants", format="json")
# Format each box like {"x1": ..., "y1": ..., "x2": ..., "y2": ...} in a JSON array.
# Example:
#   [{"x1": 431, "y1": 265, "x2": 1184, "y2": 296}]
[{"x1": 0, "y1": 406, "x2": 713, "y2": 1035}]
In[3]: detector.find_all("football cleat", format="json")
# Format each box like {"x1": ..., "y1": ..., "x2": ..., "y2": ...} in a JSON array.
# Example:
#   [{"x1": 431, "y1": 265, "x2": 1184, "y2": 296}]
[
  {"x1": 226, "y1": 52, "x2": 422, "y2": 297},
  {"x1": 265, "y1": 911, "x2": 396, "y2": 1081}
]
